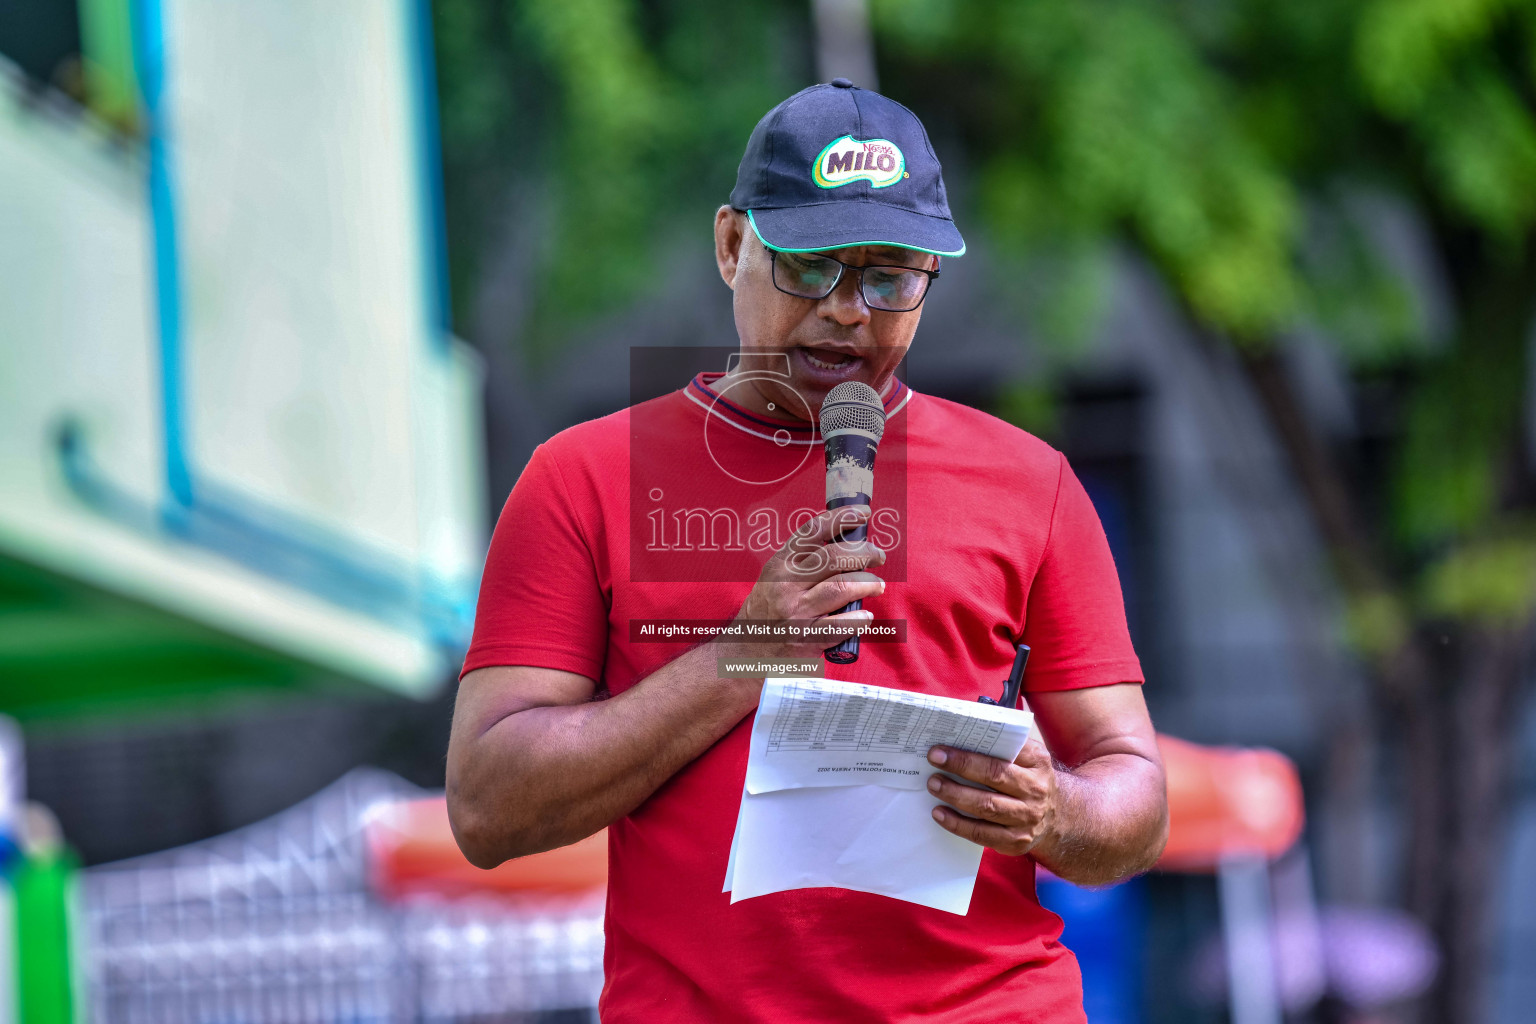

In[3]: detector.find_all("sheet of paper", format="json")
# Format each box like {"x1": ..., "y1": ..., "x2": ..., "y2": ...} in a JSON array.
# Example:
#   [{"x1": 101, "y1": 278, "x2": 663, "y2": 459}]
[
  {"x1": 727, "y1": 785, "x2": 988, "y2": 913},
  {"x1": 746, "y1": 677, "x2": 1033, "y2": 793},
  {"x1": 725, "y1": 678, "x2": 1034, "y2": 916}
]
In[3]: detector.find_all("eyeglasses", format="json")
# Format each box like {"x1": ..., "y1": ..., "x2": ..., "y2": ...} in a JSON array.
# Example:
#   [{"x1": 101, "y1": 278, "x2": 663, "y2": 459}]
[{"x1": 770, "y1": 250, "x2": 939, "y2": 312}]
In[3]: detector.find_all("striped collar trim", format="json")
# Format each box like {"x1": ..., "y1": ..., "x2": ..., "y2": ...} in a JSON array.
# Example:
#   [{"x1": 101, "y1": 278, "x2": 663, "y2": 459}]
[{"x1": 683, "y1": 372, "x2": 911, "y2": 444}]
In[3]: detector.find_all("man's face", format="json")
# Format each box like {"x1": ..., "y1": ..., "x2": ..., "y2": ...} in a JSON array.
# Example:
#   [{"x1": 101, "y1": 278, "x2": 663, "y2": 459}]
[{"x1": 714, "y1": 207, "x2": 934, "y2": 422}]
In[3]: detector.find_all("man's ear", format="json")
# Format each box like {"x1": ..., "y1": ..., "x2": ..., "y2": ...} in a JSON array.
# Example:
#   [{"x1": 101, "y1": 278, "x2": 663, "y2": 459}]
[{"x1": 715, "y1": 206, "x2": 747, "y2": 290}]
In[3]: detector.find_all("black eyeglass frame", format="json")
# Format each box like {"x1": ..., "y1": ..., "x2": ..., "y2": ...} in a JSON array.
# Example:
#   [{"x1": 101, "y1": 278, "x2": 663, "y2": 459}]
[{"x1": 769, "y1": 250, "x2": 941, "y2": 312}]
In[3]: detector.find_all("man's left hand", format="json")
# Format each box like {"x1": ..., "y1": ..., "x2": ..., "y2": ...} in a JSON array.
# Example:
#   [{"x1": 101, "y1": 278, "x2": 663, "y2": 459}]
[{"x1": 926, "y1": 741, "x2": 1057, "y2": 857}]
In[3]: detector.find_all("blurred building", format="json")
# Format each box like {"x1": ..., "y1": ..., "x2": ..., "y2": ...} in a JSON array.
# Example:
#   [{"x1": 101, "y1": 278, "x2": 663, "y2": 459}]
[
  {"x1": 1, "y1": 0, "x2": 484, "y2": 705},
  {"x1": 0, "y1": 0, "x2": 486, "y2": 1009}
]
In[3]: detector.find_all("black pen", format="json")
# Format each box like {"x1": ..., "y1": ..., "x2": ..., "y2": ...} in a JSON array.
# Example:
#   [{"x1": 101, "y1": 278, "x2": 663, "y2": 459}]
[{"x1": 978, "y1": 643, "x2": 1030, "y2": 709}]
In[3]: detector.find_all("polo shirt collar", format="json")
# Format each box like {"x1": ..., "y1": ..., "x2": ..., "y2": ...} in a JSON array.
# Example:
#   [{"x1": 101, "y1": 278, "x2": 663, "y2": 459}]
[{"x1": 686, "y1": 371, "x2": 910, "y2": 443}]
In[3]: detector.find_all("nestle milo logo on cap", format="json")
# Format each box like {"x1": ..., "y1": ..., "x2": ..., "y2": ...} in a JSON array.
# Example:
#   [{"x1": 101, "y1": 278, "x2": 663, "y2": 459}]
[{"x1": 813, "y1": 135, "x2": 906, "y2": 189}]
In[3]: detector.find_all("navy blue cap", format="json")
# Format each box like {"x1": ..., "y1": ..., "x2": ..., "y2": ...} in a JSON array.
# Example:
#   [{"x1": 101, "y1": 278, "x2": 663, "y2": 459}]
[{"x1": 729, "y1": 79, "x2": 966, "y2": 257}]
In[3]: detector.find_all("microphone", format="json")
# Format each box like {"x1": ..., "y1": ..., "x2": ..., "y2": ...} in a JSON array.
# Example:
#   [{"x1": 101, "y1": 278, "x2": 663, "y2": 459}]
[{"x1": 819, "y1": 381, "x2": 886, "y2": 664}]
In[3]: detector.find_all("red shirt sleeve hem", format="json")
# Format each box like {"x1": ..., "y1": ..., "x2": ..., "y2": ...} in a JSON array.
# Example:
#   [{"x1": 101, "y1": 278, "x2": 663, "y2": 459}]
[
  {"x1": 1024, "y1": 659, "x2": 1145, "y2": 693},
  {"x1": 459, "y1": 643, "x2": 604, "y2": 683}
]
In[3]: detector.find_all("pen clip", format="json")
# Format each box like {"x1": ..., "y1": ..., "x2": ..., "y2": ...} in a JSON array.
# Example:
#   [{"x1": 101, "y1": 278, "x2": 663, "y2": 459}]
[{"x1": 1000, "y1": 643, "x2": 1030, "y2": 709}]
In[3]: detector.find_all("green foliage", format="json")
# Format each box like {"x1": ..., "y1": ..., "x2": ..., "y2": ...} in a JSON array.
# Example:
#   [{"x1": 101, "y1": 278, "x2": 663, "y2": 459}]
[
  {"x1": 433, "y1": 0, "x2": 1536, "y2": 622},
  {"x1": 518, "y1": 0, "x2": 678, "y2": 340},
  {"x1": 1295, "y1": 193, "x2": 1428, "y2": 368},
  {"x1": 871, "y1": 0, "x2": 1536, "y2": 625},
  {"x1": 431, "y1": 0, "x2": 809, "y2": 357},
  {"x1": 877, "y1": 0, "x2": 1304, "y2": 342},
  {"x1": 1344, "y1": 587, "x2": 1411, "y2": 658},
  {"x1": 1355, "y1": 0, "x2": 1518, "y2": 117},
  {"x1": 993, "y1": 379, "x2": 1061, "y2": 441},
  {"x1": 875, "y1": 0, "x2": 1536, "y2": 338},
  {"x1": 1393, "y1": 360, "x2": 1508, "y2": 547},
  {"x1": 1359, "y1": 0, "x2": 1536, "y2": 238},
  {"x1": 434, "y1": 0, "x2": 513, "y2": 156},
  {"x1": 433, "y1": 0, "x2": 678, "y2": 344},
  {"x1": 1420, "y1": 533, "x2": 1536, "y2": 623},
  {"x1": 1390, "y1": 253, "x2": 1536, "y2": 557},
  {"x1": 1418, "y1": 67, "x2": 1536, "y2": 236}
]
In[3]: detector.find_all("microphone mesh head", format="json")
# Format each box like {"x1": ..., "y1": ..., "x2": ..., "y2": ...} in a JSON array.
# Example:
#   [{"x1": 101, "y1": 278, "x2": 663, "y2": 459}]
[{"x1": 819, "y1": 381, "x2": 886, "y2": 440}]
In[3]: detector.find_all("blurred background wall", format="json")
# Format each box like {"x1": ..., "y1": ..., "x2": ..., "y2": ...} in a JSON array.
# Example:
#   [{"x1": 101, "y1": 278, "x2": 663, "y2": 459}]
[
  {"x1": 2, "y1": 1, "x2": 1535, "y2": 1022},
  {"x1": 1, "y1": 0, "x2": 485, "y2": 810}
]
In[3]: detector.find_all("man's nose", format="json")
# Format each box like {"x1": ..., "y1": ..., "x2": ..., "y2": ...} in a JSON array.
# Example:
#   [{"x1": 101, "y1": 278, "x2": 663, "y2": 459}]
[{"x1": 817, "y1": 271, "x2": 871, "y2": 326}]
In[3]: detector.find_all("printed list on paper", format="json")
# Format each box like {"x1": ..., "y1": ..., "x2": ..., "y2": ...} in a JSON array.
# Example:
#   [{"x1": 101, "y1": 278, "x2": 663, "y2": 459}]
[{"x1": 726, "y1": 678, "x2": 1035, "y2": 916}]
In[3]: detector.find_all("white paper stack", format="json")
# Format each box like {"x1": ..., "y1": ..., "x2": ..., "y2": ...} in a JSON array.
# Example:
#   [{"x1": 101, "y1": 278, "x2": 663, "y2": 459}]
[{"x1": 724, "y1": 677, "x2": 1034, "y2": 915}]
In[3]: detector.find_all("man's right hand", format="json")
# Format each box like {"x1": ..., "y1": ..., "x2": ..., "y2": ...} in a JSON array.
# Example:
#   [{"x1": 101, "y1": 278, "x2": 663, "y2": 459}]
[
  {"x1": 451, "y1": 508, "x2": 885, "y2": 865},
  {"x1": 725, "y1": 504, "x2": 886, "y2": 661}
]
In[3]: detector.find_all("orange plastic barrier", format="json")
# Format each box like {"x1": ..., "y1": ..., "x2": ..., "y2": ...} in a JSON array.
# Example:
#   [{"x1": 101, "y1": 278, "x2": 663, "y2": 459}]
[
  {"x1": 1154, "y1": 734, "x2": 1304, "y2": 871},
  {"x1": 367, "y1": 797, "x2": 607, "y2": 902}
]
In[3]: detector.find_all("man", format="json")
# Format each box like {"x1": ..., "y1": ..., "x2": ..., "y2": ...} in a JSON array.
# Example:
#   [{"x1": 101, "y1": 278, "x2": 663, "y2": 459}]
[{"x1": 448, "y1": 79, "x2": 1168, "y2": 1022}]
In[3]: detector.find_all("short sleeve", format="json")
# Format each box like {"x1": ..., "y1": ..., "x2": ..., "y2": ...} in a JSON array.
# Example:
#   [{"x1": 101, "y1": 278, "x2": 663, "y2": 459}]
[
  {"x1": 460, "y1": 443, "x2": 609, "y2": 681},
  {"x1": 1021, "y1": 454, "x2": 1144, "y2": 692}
]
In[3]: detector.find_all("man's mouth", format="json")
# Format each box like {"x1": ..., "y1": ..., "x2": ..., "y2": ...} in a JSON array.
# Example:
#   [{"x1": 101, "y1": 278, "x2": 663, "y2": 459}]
[{"x1": 799, "y1": 346, "x2": 861, "y2": 372}]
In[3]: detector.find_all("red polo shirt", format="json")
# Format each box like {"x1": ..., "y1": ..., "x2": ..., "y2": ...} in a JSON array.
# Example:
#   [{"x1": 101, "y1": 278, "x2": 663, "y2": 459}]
[{"x1": 463, "y1": 372, "x2": 1143, "y2": 1023}]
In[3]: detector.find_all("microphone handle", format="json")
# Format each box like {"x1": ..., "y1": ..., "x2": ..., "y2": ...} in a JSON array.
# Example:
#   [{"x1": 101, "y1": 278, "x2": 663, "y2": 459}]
[{"x1": 824, "y1": 517, "x2": 868, "y2": 664}]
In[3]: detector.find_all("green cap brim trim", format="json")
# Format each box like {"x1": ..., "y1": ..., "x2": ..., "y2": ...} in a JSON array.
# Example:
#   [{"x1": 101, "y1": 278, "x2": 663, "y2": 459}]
[{"x1": 746, "y1": 209, "x2": 966, "y2": 258}]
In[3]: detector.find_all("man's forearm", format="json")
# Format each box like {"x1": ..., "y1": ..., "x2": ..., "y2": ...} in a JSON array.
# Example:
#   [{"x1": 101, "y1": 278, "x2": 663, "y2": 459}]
[
  {"x1": 449, "y1": 506, "x2": 884, "y2": 868},
  {"x1": 1030, "y1": 752, "x2": 1168, "y2": 886},
  {"x1": 448, "y1": 643, "x2": 761, "y2": 867}
]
